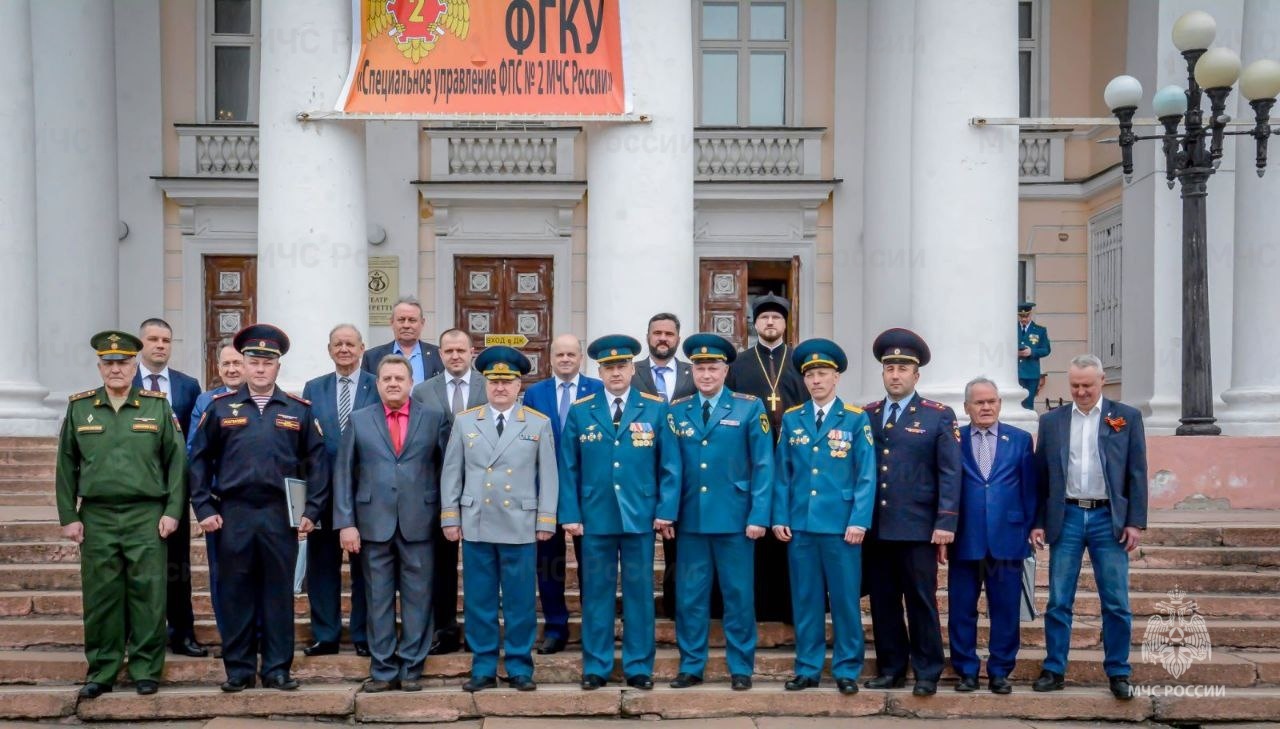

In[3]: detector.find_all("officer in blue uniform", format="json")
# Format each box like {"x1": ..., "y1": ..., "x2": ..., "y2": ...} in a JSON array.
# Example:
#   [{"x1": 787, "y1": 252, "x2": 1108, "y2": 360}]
[
  {"x1": 188, "y1": 324, "x2": 329, "y2": 692},
  {"x1": 667, "y1": 334, "x2": 774, "y2": 691},
  {"x1": 559, "y1": 335, "x2": 681, "y2": 691},
  {"x1": 1017, "y1": 302, "x2": 1051, "y2": 410},
  {"x1": 861, "y1": 328, "x2": 961, "y2": 697},
  {"x1": 773, "y1": 339, "x2": 876, "y2": 695}
]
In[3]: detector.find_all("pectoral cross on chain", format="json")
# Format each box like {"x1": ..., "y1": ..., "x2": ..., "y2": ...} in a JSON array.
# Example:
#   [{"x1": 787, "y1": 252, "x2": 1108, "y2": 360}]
[{"x1": 766, "y1": 392, "x2": 781, "y2": 412}]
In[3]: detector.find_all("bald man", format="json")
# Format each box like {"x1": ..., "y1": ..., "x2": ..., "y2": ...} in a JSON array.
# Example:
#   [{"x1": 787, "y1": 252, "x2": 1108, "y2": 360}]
[{"x1": 521, "y1": 334, "x2": 604, "y2": 653}]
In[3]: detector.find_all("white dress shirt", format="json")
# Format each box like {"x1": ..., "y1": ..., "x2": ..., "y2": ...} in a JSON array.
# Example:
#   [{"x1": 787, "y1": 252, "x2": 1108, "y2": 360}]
[
  {"x1": 1067, "y1": 402, "x2": 1107, "y2": 499},
  {"x1": 448, "y1": 369, "x2": 473, "y2": 406},
  {"x1": 648, "y1": 357, "x2": 676, "y2": 398}
]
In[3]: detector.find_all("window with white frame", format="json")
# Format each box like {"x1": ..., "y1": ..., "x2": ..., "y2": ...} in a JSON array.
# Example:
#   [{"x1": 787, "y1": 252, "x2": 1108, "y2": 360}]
[
  {"x1": 694, "y1": 1, "x2": 794, "y2": 126},
  {"x1": 1018, "y1": 0, "x2": 1047, "y2": 118},
  {"x1": 1018, "y1": 256, "x2": 1035, "y2": 305},
  {"x1": 202, "y1": 0, "x2": 259, "y2": 123},
  {"x1": 1089, "y1": 206, "x2": 1123, "y2": 381}
]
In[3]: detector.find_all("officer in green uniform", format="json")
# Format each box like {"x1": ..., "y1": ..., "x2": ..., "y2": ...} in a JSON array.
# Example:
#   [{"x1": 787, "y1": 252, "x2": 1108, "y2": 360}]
[{"x1": 55, "y1": 331, "x2": 186, "y2": 699}]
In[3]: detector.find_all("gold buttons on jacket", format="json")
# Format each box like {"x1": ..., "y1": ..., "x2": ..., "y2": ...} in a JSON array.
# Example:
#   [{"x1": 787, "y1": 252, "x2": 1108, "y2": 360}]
[
  {"x1": 700, "y1": 486, "x2": 708, "y2": 493},
  {"x1": 700, "y1": 463, "x2": 707, "y2": 469},
  {"x1": 701, "y1": 440, "x2": 708, "y2": 446},
  {"x1": 502, "y1": 499, "x2": 511, "y2": 507},
  {"x1": 615, "y1": 484, "x2": 621, "y2": 490},
  {"x1": 614, "y1": 462, "x2": 620, "y2": 468},
  {"x1": 881, "y1": 500, "x2": 887, "y2": 506},
  {"x1": 484, "y1": 498, "x2": 492, "y2": 504},
  {"x1": 812, "y1": 468, "x2": 819, "y2": 475},
  {"x1": 810, "y1": 490, "x2": 818, "y2": 496}
]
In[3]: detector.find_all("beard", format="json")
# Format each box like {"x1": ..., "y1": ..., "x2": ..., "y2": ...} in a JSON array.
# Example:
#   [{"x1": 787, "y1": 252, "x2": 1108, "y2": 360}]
[{"x1": 650, "y1": 342, "x2": 674, "y2": 359}]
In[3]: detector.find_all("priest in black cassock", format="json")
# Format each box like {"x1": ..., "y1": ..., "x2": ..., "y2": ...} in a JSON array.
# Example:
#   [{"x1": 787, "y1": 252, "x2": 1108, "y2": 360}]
[{"x1": 726, "y1": 293, "x2": 807, "y2": 624}]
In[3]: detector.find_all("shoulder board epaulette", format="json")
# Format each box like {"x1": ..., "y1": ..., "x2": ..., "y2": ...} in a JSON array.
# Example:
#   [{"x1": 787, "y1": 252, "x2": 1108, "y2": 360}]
[
  {"x1": 920, "y1": 399, "x2": 947, "y2": 411},
  {"x1": 732, "y1": 392, "x2": 758, "y2": 401},
  {"x1": 139, "y1": 389, "x2": 166, "y2": 398},
  {"x1": 286, "y1": 392, "x2": 311, "y2": 406},
  {"x1": 522, "y1": 406, "x2": 549, "y2": 419},
  {"x1": 843, "y1": 403, "x2": 864, "y2": 414},
  {"x1": 211, "y1": 390, "x2": 237, "y2": 401},
  {"x1": 460, "y1": 404, "x2": 484, "y2": 415},
  {"x1": 670, "y1": 395, "x2": 694, "y2": 406},
  {"x1": 68, "y1": 389, "x2": 97, "y2": 402},
  {"x1": 572, "y1": 394, "x2": 595, "y2": 405},
  {"x1": 864, "y1": 400, "x2": 883, "y2": 410},
  {"x1": 639, "y1": 391, "x2": 664, "y2": 402},
  {"x1": 784, "y1": 403, "x2": 804, "y2": 414}
]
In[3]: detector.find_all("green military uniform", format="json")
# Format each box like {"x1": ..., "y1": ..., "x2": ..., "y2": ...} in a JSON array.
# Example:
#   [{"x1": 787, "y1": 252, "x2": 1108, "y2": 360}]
[{"x1": 55, "y1": 332, "x2": 186, "y2": 690}]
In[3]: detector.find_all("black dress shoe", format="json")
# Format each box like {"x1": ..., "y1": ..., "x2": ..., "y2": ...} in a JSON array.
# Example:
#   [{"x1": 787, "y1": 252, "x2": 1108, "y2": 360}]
[
  {"x1": 731, "y1": 674, "x2": 752, "y2": 691},
  {"x1": 361, "y1": 679, "x2": 398, "y2": 693},
  {"x1": 78, "y1": 682, "x2": 112, "y2": 699},
  {"x1": 171, "y1": 637, "x2": 208, "y2": 657},
  {"x1": 302, "y1": 641, "x2": 339, "y2": 657},
  {"x1": 785, "y1": 675, "x2": 819, "y2": 691},
  {"x1": 263, "y1": 673, "x2": 299, "y2": 691},
  {"x1": 508, "y1": 675, "x2": 537, "y2": 691},
  {"x1": 430, "y1": 633, "x2": 462, "y2": 655},
  {"x1": 1109, "y1": 676, "x2": 1134, "y2": 700},
  {"x1": 989, "y1": 675, "x2": 1013, "y2": 694},
  {"x1": 401, "y1": 678, "x2": 422, "y2": 692},
  {"x1": 912, "y1": 679, "x2": 937, "y2": 696},
  {"x1": 864, "y1": 674, "x2": 906, "y2": 689},
  {"x1": 626, "y1": 674, "x2": 654, "y2": 690},
  {"x1": 955, "y1": 674, "x2": 979, "y2": 692},
  {"x1": 669, "y1": 672, "x2": 703, "y2": 689},
  {"x1": 836, "y1": 678, "x2": 859, "y2": 695},
  {"x1": 354, "y1": 642, "x2": 371, "y2": 657},
  {"x1": 220, "y1": 677, "x2": 253, "y2": 693},
  {"x1": 135, "y1": 680, "x2": 159, "y2": 695},
  {"x1": 1033, "y1": 669, "x2": 1065, "y2": 692},
  {"x1": 580, "y1": 674, "x2": 608, "y2": 690},
  {"x1": 537, "y1": 635, "x2": 567, "y2": 655},
  {"x1": 462, "y1": 676, "x2": 497, "y2": 692}
]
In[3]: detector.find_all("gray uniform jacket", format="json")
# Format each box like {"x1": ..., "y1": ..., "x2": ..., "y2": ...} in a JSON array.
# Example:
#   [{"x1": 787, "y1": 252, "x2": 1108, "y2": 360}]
[{"x1": 440, "y1": 405, "x2": 558, "y2": 544}]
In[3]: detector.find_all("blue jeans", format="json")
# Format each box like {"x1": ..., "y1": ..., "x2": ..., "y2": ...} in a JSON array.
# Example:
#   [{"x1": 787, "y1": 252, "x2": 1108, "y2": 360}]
[{"x1": 1043, "y1": 503, "x2": 1132, "y2": 677}]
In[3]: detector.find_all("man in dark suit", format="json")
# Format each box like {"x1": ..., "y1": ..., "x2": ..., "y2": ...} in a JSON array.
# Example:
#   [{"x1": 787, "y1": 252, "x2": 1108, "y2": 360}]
[
  {"x1": 134, "y1": 317, "x2": 205, "y2": 658},
  {"x1": 1017, "y1": 302, "x2": 1052, "y2": 410},
  {"x1": 521, "y1": 333, "x2": 603, "y2": 653},
  {"x1": 1031, "y1": 354, "x2": 1146, "y2": 701},
  {"x1": 861, "y1": 328, "x2": 961, "y2": 697},
  {"x1": 360, "y1": 296, "x2": 444, "y2": 385},
  {"x1": 300, "y1": 324, "x2": 379, "y2": 658},
  {"x1": 948, "y1": 377, "x2": 1039, "y2": 695},
  {"x1": 334, "y1": 354, "x2": 450, "y2": 692},
  {"x1": 411, "y1": 328, "x2": 486, "y2": 655},
  {"x1": 632, "y1": 313, "x2": 695, "y2": 402}
]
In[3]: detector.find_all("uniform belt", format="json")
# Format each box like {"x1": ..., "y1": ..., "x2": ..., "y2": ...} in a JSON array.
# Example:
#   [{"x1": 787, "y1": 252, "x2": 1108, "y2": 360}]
[{"x1": 1066, "y1": 497, "x2": 1109, "y2": 509}]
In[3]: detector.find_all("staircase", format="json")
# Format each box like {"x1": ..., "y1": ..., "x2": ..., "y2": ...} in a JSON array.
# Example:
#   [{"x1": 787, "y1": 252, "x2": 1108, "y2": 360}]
[{"x1": 2, "y1": 435, "x2": 1279, "y2": 724}]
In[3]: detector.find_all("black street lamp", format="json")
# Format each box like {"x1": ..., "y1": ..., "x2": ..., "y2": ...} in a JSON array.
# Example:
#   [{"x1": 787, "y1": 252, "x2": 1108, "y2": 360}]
[{"x1": 1104, "y1": 10, "x2": 1280, "y2": 435}]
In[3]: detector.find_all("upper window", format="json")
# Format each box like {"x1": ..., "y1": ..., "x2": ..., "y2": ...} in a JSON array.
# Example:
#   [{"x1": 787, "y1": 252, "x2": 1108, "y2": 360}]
[
  {"x1": 695, "y1": 1, "x2": 794, "y2": 126},
  {"x1": 1019, "y1": 0, "x2": 1046, "y2": 118},
  {"x1": 202, "y1": 0, "x2": 260, "y2": 123}
]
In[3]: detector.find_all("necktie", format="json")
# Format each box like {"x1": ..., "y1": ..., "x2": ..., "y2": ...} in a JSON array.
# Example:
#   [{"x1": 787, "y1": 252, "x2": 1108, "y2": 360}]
[
  {"x1": 496, "y1": 413, "x2": 505, "y2": 437},
  {"x1": 613, "y1": 397, "x2": 624, "y2": 425},
  {"x1": 887, "y1": 401, "x2": 901, "y2": 426},
  {"x1": 558, "y1": 381, "x2": 572, "y2": 431},
  {"x1": 977, "y1": 429, "x2": 993, "y2": 479},
  {"x1": 389, "y1": 411, "x2": 403, "y2": 455},
  {"x1": 702, "y1": 400, "x2": 711, "y2": 425},
  {"x1": 338, "y1": 376, "x2": 352, "y2": 432},
  {"x1": 652, "y1": 366, "x2": 670, "y2": 401},
  {"x1": 815, "y1": 408, "x2": 825, "y2": 432},
  {"x1": 451, "y1": 378, "x2": 464, "y2": 414},
  {"x1": 148, "y1": 374, "x2": 161, "y2": 392}
]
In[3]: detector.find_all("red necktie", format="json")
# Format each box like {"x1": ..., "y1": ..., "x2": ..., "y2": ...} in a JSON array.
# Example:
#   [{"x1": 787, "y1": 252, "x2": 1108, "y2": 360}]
[{"x1": 390, "y1": 411, "x2": 403, "y2": 455}]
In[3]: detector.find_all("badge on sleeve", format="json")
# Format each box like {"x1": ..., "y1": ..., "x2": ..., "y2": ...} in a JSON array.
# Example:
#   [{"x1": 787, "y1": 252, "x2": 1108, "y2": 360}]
[
  {"x1": 759, "y1": 413, "x2": 770, "y2": 434},
  {"x1": 863, "y1": 423, "x2": 873, "y2": 445}
]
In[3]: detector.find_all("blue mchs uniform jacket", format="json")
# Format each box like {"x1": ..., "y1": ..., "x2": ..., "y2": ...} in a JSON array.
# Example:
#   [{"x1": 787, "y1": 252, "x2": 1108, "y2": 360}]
[
  {"x1": 1017, "y1": 322, "x2": 1051, "y2": 380},
  {"x1": 863, "y1": 394, "x2": 962, "y2": 541},
  {"x1": 668, "y1": 390, "x2": 774, "y2": 533},
  {"x1": 557, "y1": 389, "x2": 682, "y2": 533},
  {"x1": 773, "y1": 399, "x2": 876, "y2": 533}
]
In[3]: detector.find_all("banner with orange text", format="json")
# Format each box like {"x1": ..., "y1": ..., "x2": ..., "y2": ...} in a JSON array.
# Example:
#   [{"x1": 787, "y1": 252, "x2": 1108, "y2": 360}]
[{"x1": 337, "y1": 0, "x2": 629, "y2": 117}]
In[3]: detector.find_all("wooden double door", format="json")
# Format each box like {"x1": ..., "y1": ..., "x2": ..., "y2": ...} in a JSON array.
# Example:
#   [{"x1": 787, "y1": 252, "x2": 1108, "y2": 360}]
[
  {"x1": 202, "y1": 255, "x2": 257, "y2": 387},
  {"x1": 699, "y1": 257, "x2": 800, "y2": 351},
  {"x1": 454, "y1": 256, "x2": 554, "y2": 382}
]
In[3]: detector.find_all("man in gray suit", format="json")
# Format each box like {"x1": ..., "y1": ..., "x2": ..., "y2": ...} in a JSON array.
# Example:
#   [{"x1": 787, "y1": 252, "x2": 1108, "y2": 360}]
[
  {"x1": 441, "y1": 346, "x2": 558, "y2": 692},
  {"x1": 632, "y1": 312, "x2": 695, "y2": 402},
  {"x1": 334, "y1": 354, "x2": 450, "y2": 693},
  {"x1": 411, "y1": 327, "x2": 485, "y2": 655}
]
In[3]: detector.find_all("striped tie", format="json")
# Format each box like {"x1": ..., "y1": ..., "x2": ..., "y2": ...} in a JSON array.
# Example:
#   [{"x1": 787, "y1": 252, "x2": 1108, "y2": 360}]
[
  {"x1": 338, "y1": 376, "x2": 352, "y2": 432},
  {"x1": 976, "y1": 429, "x2": 993, "y2": 480}
]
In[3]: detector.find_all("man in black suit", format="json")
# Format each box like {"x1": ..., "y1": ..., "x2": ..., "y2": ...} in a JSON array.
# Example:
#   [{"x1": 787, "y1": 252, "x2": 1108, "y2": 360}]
[
  {"x1": 631, "y1": 313, "x2": 695, "y2": 402},
  {"x1": 300, "y1": 324, "x2": 380, "y2": 658},
  {"x1": 360, "y1": 295, "x2": 444, "y2": 385},
  {"x1": 134, "y1": 317, "x2": 205, "y2": 658}
]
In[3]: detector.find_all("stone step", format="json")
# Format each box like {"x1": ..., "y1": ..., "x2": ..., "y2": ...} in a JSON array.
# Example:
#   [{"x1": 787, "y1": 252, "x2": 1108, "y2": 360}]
[
  {"x1": 1133, "y1": 545, "x2": 1280, "y2": 569},
  {"x1": 0, "y1": 493, "x2": 53, "y2": 507},
  {"x1": 0, "y1": 438, "x2": 58, "y2": 449},
  {"x1": 0, "y1": 450, "x2": 57, "y2": 465},
  {"x1": 0, "y1": 480, "x2": 50, "y2": 494},
  {"x1": 3, "y1": 683, "x2": 1278, "y2": 724},
  {"x1": 0, "y1": 465, "x2": 55, "y2": 480}
]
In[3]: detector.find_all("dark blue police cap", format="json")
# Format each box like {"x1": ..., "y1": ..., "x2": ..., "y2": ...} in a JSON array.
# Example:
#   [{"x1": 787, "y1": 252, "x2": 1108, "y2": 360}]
[
  {"x1": 234, "y1": 324, "x2": 290, "y2": 358},
  {"x1": 872, "y1": 328, "x2": 931, "y2": 367}
]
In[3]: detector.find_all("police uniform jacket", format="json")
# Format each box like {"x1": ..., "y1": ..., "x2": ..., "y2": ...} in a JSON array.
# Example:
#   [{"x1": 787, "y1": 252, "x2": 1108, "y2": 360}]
[
  {"x1": 668, "y1": 390, "x2": 774, "y2": 534},
  {"x1": 1017, "y1": 321, "x2": 1051, "y2": 380},
  {"x1": 56, "y1": 387, "x2": 186, "y2": 524},
  {"x1": 558, "y1": 389, "x2": 681, "y2": 534},
  {"x1": 863, "y1": 393, "x2": 962, "y2": 541},
  {"x1": 439, "y1": 405, "x2": 558, "y2": 544},
  {"x1": 187, "y1": 386, "x2": 329, "y2": 524},
  {"x1": 773, "y1": 398, "x2": 876, "y2": 534}
]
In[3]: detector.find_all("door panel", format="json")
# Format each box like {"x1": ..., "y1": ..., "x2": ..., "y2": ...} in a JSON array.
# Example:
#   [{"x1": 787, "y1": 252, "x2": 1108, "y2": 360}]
[
  {"x1": 202, "y1": 255, "x2": 257, "y2": 388},
  {"x1": 455, "y1": 256, "x2": 554, "y2": 382},
  {"x1": 699, "y1": 260, "x2": 749, "y2": 351}
]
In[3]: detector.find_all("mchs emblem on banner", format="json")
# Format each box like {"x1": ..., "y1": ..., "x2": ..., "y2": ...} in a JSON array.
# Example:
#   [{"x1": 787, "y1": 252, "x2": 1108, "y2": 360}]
[
  {"x1": 1141, "y1": 586, "x2": 1212, "y2": 679},
  {"x1": 367, "y1": 0, "x2": 471, "y2": 63}
]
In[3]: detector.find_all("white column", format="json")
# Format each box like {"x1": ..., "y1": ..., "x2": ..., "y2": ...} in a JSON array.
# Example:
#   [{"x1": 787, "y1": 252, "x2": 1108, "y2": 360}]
[
  {"x1": 1220, "y1": 0, "x2": 1280, "y2": 434},
  {"x1": 907, "y1": 0, "x2": 1028, "y2": 422},
  {"x1": 857, "y1": 0, "x2": 916, "y2": 402},
  {"x1": 32, "y1": 0, "x2": 120, "y2": 404},
  {"x1": 257, "y1": 0, "x2": 367, "y2": 390},
  {"x1": 0, "y1": 0, "x2": 58, "y2": 435},
  {"x1": 586, "y1": 0, "x2": 695, "y2": 343}
]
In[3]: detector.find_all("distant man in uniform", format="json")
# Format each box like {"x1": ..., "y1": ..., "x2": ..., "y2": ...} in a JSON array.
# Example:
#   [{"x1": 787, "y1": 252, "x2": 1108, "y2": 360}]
[
  {"x1": 56, "y1": 331, "x2": 185, "y2": 698},
  {"x1": 360, "y1": 295, "x2": 444, "y2": 384},
  {"x1": 668, "y1": 334, "x2": 773, "y2": 692},
  {"x1": 1017, "y1": 302, "x2": 1051, "y2": 410},
  {"x1": 188, "y1": 324, "x2": 329, "y2": 692},
  {"x1": 862, "y1": 328, "x2": 961, "y2": 697},
  {"x1": 727, "y1": 293, "x2": 804, "y2": 624},
  {"x1": 440, "y1": 346, "x2": 558, "y2": 692},
  {"x1": 773, "y1": 339, "x2": 875, "y2": 695},
  {"x1": 559, "y1": 335, "x2": 680, "y2": 691}
]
